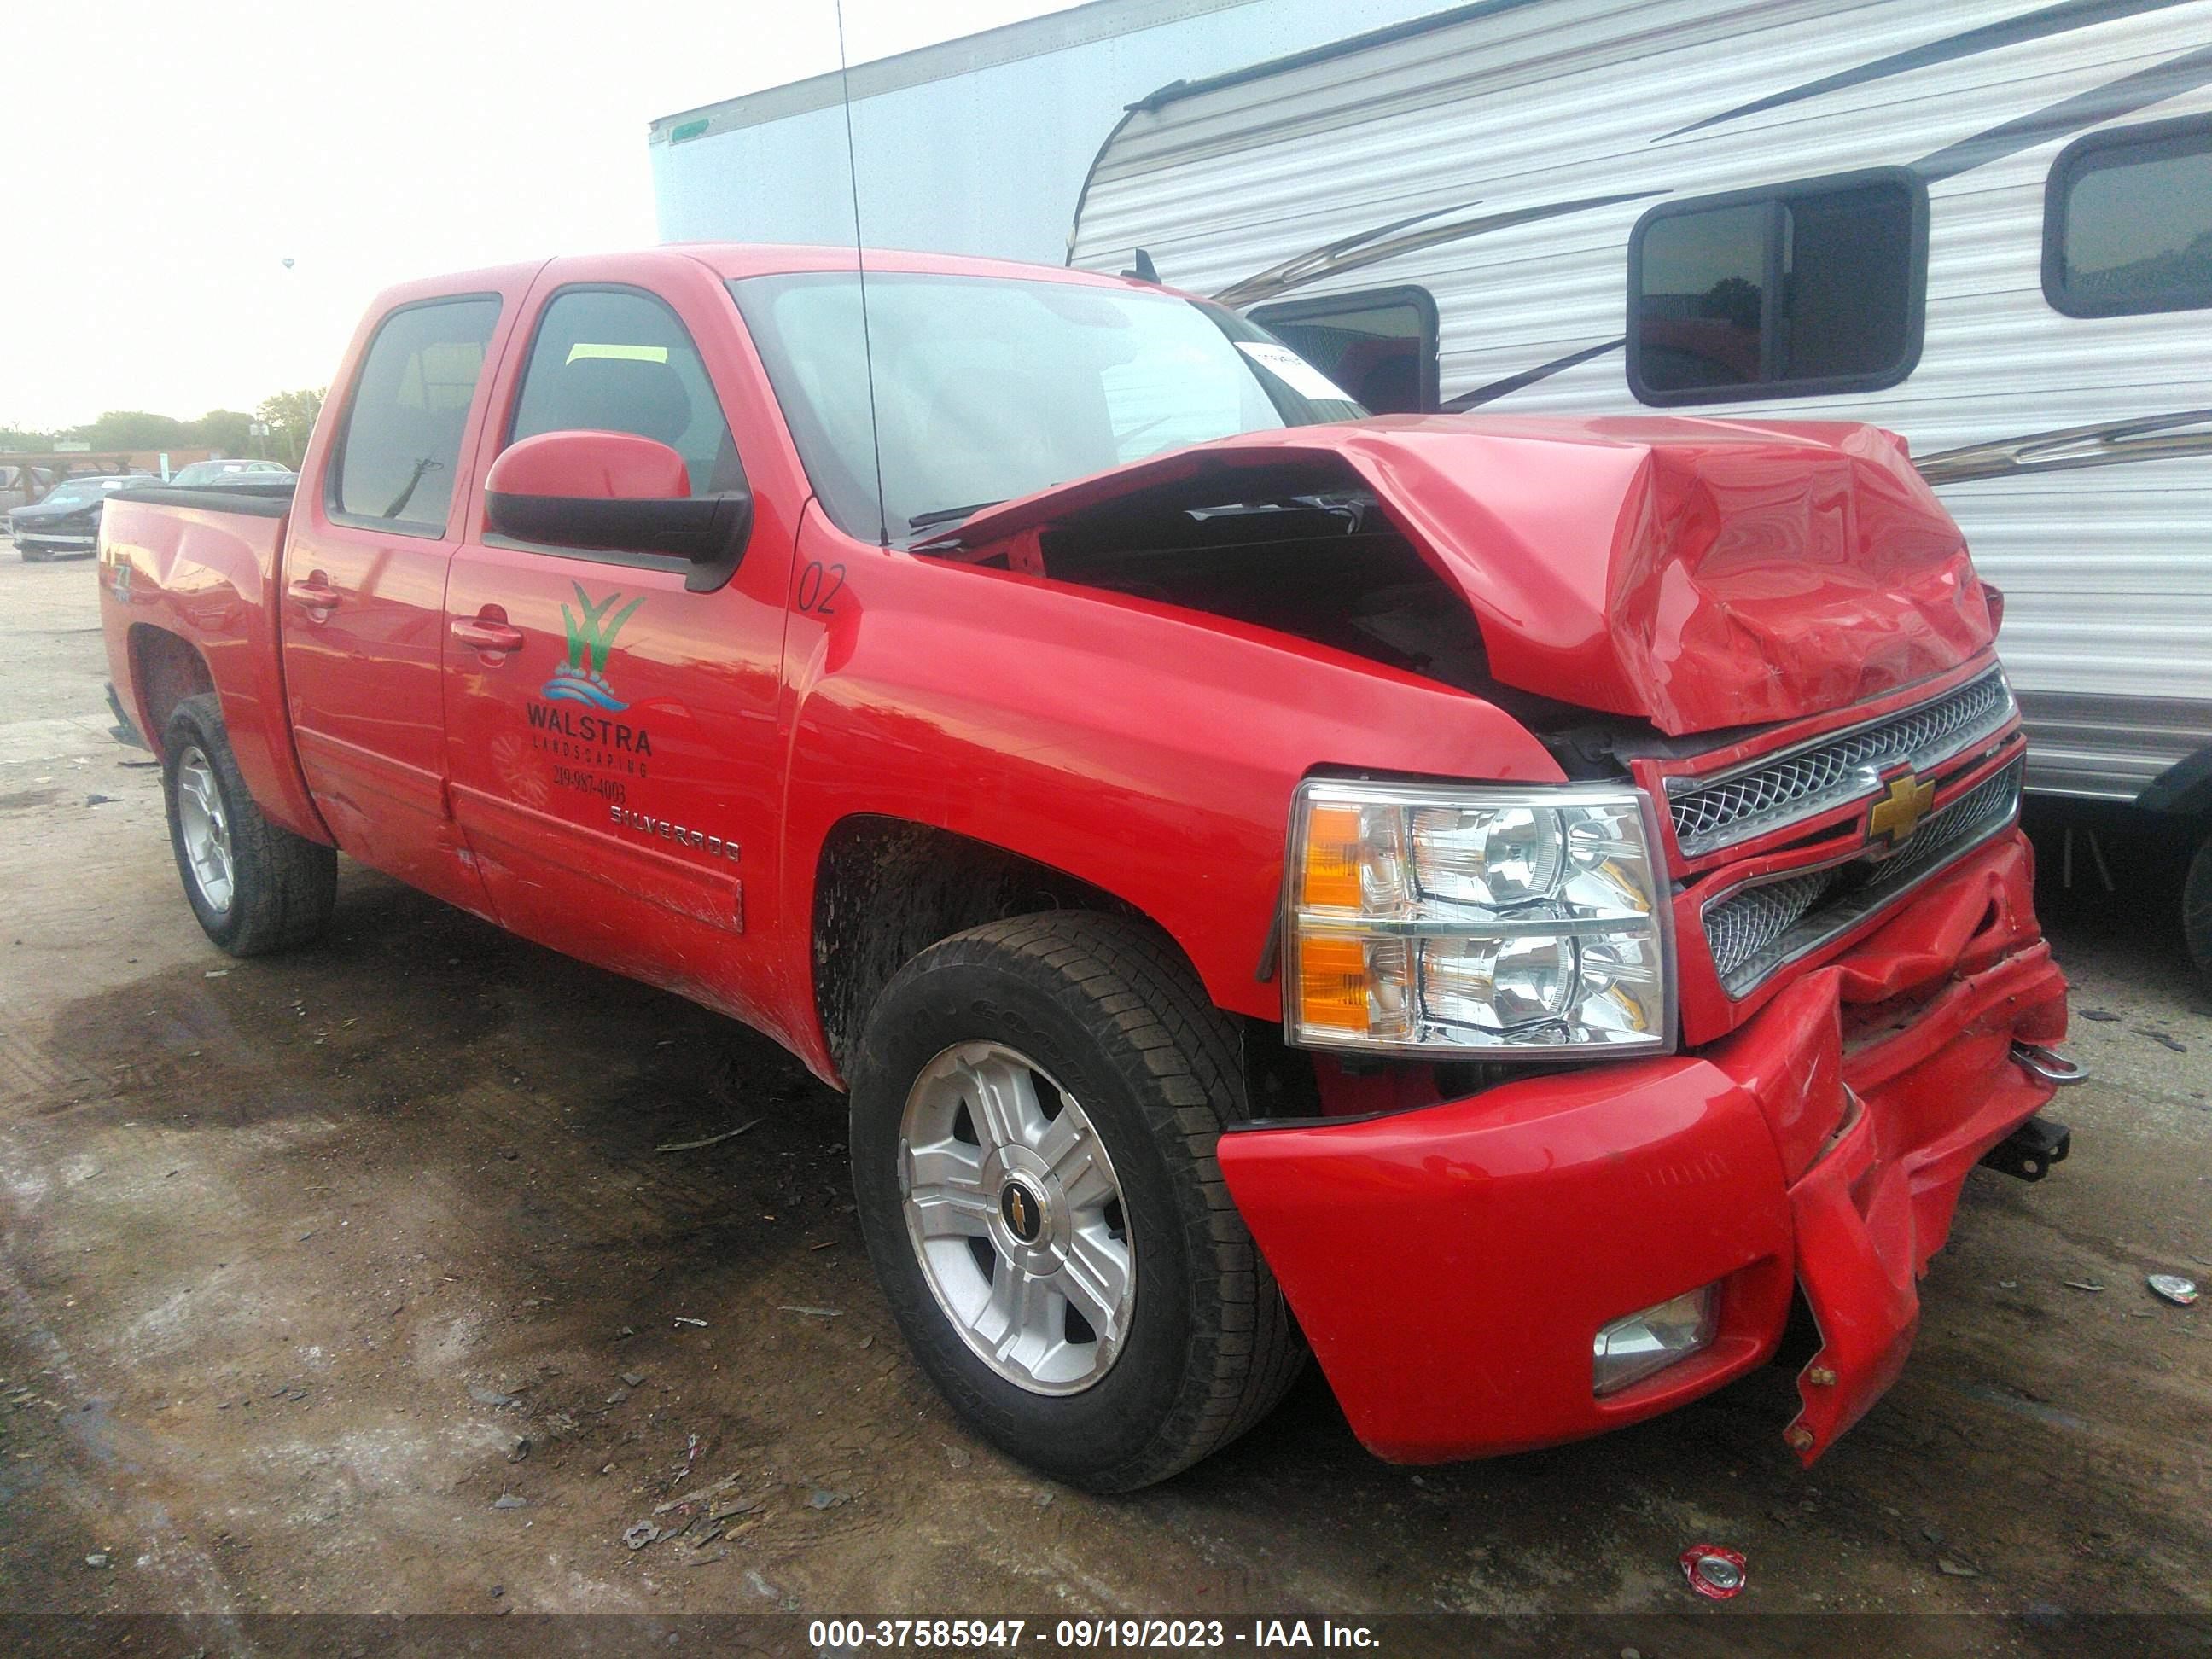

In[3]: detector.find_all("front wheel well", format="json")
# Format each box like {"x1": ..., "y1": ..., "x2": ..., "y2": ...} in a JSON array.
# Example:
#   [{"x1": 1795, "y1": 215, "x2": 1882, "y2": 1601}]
[
  {"x1": 811, "y1": 817, "x2": 1155, "y2": 1075},
  {"x1": 128, "y1": 626, "x2": 215, "y2": 760}
]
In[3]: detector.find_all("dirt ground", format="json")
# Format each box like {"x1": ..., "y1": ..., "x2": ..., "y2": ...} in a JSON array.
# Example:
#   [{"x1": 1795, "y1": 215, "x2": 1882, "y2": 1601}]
[{"x1": 1, "y1": 540, "x2": 2207, "y2": 1639}]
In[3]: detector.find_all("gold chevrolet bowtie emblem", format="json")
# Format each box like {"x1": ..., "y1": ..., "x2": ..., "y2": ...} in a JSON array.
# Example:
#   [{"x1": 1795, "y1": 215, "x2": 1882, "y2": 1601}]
[{"x1": 1868, "y1": 773, "x2": 1935, "y2": 845}]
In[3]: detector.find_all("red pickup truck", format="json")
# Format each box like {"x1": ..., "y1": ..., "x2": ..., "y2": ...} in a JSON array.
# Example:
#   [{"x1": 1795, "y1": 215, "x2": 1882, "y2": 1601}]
[{"x1": 99, "y1": 244, "x2": 2078, "y2": 1491}]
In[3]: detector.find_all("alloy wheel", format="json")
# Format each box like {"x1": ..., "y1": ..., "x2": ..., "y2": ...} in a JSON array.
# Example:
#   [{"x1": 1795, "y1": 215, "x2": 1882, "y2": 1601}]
[
  {"x1": 898, "y1": 1041, "x2": 1135, "y2": 1394},
  {"x1": 175, "y1": 745, "x2": 236, "y2": 914}
]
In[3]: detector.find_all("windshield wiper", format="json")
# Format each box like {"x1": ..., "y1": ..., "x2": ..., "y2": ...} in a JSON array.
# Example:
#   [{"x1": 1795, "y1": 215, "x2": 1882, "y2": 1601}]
[{"x1": 904, "y1": 499, "x2": 1005, "y2": 534}]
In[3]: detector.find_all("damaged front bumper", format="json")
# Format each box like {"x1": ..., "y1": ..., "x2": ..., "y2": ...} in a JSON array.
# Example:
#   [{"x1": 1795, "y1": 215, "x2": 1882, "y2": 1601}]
[{"x1": 1217, "y1": 830, "x2": 2069, "y2": 1465}]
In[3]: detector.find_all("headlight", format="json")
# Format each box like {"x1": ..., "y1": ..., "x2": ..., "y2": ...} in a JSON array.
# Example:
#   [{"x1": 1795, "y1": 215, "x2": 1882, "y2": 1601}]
[{"x1": 1284, "y1": 777, "x2": 1674, "y2": 1056}]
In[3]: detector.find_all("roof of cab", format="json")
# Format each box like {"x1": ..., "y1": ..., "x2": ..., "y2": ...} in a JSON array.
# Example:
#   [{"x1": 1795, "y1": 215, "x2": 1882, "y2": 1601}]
[
  {"x1": 410, "y1": 243, "x2": 1161, "y2": 291},
  {"x1": 675, "y1": 242, "x2": 1150, "y2": 288},
  {"x1": 366, "y1": 246, "x2": 1161, "y2": 316}
]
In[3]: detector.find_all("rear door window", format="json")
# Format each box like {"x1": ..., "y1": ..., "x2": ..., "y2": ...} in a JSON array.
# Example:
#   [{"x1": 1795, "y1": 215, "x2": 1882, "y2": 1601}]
[{"x1": 329, "y1": 296, "x2": 501, "y2": 534}]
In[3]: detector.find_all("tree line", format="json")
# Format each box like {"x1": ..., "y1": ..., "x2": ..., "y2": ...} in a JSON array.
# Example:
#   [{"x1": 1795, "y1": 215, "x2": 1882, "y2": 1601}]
[{"x1": 0, "y1": 388, "x2": 327, "y2": 469}]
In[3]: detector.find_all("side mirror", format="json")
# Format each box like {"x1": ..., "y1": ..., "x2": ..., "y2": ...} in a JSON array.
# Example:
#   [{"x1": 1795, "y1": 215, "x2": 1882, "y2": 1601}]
[{"x1": 485, "y1": 429, "x2": 752, "y2": 588}]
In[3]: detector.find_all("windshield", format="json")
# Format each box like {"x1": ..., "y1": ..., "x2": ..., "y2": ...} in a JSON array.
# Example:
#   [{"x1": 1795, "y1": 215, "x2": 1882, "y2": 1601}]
[
  {"x1": 173, "y1": 461, "x2": 250, "y2": 484},
  {"x1": 730, "y1": 271, "x2": 1364, "y2": 542},
  {"x1": 43, "y1": 480, "x2": 119, "y2": 505}
]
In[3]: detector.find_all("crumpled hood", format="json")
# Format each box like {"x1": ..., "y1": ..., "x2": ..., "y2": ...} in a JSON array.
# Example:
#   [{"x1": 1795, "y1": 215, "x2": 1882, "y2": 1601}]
[{"x1": 934, "y1": 414, "x2": 1995, "y2": 736}]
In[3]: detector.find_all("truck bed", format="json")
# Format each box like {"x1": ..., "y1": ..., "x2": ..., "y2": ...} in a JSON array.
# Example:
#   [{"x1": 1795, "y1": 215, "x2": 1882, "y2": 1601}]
[{"x1": 100, "y1": 486, "x2": 327, "y2": 842}]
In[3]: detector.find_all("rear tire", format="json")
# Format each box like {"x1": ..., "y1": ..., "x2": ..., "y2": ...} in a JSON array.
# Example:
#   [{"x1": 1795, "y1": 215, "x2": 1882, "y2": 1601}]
[
  {"x1": 162, "y1": 692, "x2": 336, "y2": 956},
  {"x1": 848, "y1": 912, "x2": 1303, "y2": 1490},
  {"x1": 19, "y1": 544, "x2": 47, "y2": 562}
]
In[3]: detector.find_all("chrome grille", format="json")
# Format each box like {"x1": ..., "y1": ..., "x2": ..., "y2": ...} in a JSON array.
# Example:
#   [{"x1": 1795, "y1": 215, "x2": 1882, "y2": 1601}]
[
  {"x1": 1702, "y1": 759, "x2": 2024, "y2": 998},
  {"x1": 1668, "y1": 670, "x2": 2012, "y2": 859},
  {"x1": 1702, "y1": 870, "x2": 1831, "y2": 986}
]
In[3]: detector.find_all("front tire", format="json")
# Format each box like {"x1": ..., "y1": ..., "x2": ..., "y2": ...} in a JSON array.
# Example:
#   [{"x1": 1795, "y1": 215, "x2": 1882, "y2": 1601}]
[
  {"x1": 162, "y1": 693, "x2": 337, "y2": 955},
  {"x1": 19, "y1": 543, "x2": 48, "y2": 562},
  {"x1": 849, "y1": 913, "x2": 1303, "y2": 1490}
]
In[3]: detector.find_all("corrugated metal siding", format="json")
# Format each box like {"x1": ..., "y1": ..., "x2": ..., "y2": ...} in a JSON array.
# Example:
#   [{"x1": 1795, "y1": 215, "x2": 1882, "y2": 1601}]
[{"x1": 1071, "y1": 0, "x2": 2212, "y2": 799}]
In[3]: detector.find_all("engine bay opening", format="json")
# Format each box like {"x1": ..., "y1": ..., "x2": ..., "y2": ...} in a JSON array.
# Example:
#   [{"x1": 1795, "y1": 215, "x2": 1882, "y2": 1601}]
[{"x1": 936, "y1": 459, "x2": 1518, "y2": 694}]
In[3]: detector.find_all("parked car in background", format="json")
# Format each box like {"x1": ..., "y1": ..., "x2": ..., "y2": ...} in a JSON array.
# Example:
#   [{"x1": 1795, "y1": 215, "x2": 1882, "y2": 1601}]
[
  {"x1": 167, "y1": 458, "x2": 294, "y2": 487},
  {"x1": 11, "y1": 473, "x2": 154, "y2": 560},
  {"x1": 1, "y1": 463, "x2": 60, "y2": 515}
]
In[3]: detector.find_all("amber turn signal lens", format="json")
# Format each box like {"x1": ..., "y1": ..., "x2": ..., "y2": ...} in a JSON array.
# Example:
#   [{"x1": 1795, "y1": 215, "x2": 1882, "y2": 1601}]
[
  {"x1": 1301, "y1": 804, "x2": 1365, "y2": 909},
  {"x1": 1297, "y1": 934, "x2": 1371, "y2": 1032}
]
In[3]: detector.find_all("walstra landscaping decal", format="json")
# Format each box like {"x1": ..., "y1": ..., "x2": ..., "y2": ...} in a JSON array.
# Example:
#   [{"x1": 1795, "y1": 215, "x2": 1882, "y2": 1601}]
[
  {"x1": 528, "y1": 581, "x2": 655, "y2": 783},
  {"x1": 544, "y1": 582, "x2": 645, "y2": 712}
]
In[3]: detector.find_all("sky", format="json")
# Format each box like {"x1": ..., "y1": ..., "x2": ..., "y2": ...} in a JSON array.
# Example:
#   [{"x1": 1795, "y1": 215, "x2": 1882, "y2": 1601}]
[{"x1": 0, "y1": 0, "x2": 1074, "y2": 433}]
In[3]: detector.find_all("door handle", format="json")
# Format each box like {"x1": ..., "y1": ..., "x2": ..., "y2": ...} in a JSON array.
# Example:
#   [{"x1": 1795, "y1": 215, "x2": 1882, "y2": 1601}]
[
  {"x1": 451, "y1": 617, "x2": 527, "y2": 655},
  {"x1": 287, "y1": 573, "x2": 338, "y2": 612}
]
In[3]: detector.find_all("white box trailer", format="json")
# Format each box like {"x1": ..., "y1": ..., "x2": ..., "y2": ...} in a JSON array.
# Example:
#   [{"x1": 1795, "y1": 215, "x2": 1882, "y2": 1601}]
[
  {"x1": 1064, "y1": 0, "x2": 2212, "y2": 838},
  {"x1": 648, "y1": 0, "x2": 1464, "y2": 265}
]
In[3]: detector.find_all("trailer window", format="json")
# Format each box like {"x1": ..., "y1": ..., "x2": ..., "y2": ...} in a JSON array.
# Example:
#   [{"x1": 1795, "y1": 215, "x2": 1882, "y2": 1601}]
[
  {"x1": 2046, "y1": 116, "x2": 2212, "y2": 317},
  {"x1": 1628, "y1": 172, "x2": 1924, "y2": 405},
  {"x1": 329, "y1": 295, "x2": 500, "y2": 535},
  {"x1": 1248, "y1": 288, "x2": 1438, "y2": 413}
]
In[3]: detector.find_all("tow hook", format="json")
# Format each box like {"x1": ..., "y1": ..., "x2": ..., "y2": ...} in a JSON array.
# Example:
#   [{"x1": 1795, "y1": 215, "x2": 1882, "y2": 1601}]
[
  {"x1": 2011, "y1": 1041, "x2": 2087, "y2": 1086},
  {"x1": 1979, "y1": 1115, "x2": 2071, "y2": 1183}
]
